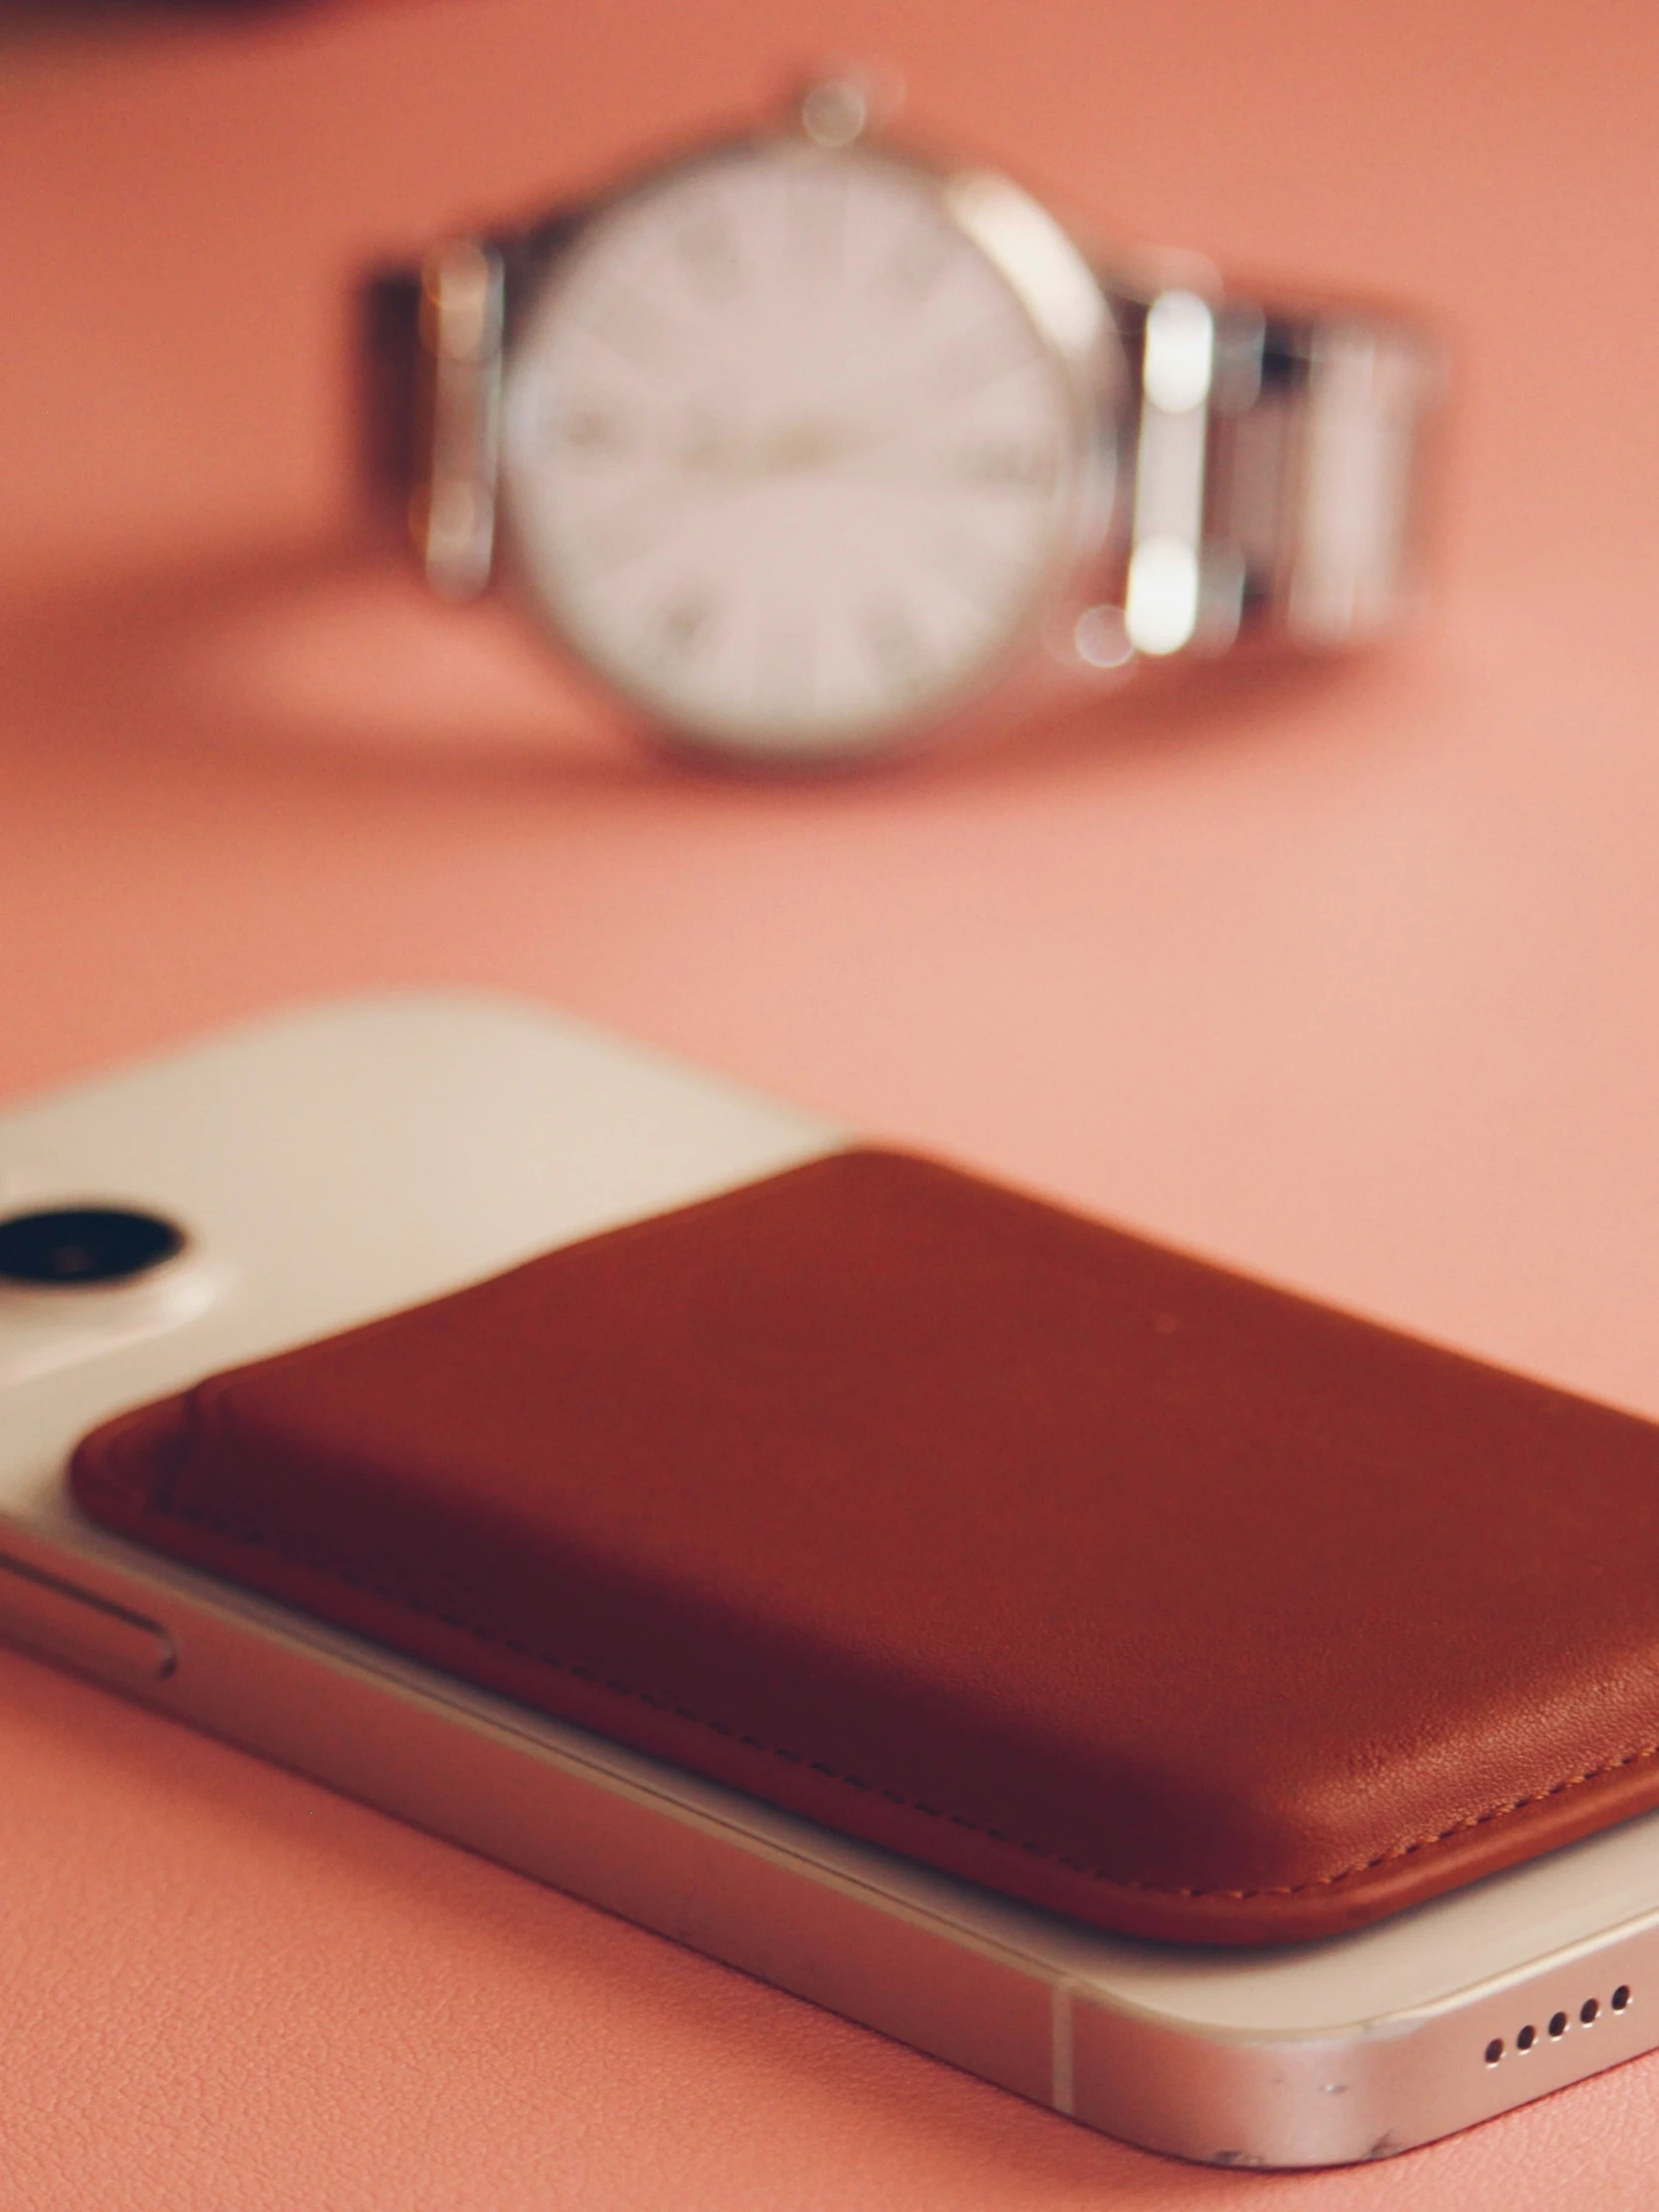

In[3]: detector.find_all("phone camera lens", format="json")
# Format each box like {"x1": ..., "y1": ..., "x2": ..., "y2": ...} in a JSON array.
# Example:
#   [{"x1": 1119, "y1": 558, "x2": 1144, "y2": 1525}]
[{"x1": 0, "y1": 1205, "x2": 188, "y2": 1289}]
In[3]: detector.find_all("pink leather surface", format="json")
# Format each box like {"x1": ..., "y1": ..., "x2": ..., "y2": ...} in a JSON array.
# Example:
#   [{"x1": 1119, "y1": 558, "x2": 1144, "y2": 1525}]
[{"x1": 5, "y1": 0, "x2": 1659, "y2": 2200}]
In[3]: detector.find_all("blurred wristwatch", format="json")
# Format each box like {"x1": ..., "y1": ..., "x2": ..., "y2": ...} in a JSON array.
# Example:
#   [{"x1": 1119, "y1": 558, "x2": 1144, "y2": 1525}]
[{"x1": 362, "y1": 75, "x2": 1439, "y2": 769}]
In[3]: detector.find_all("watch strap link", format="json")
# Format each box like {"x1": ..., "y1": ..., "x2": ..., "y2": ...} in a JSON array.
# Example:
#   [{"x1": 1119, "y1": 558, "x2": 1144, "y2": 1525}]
[
  {"x1": 1207, "y1": 297, "x2": 1437, "y2": 656},
  {"x1": 1110, "y1": 273, "x2": 1439, "y2": 660},
  {"x1": 359, "y1": 241, "x2": 504, "y2": 599}
]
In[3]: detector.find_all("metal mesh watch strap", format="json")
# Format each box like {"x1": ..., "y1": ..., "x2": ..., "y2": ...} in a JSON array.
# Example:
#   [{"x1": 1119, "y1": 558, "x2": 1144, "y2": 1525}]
[
  {"x1": 359, "y1": 241, "x2": 505, "y2": 599},
  {"x1": 1117, "y1": 276, "x2": 1441, "y2": 660}
]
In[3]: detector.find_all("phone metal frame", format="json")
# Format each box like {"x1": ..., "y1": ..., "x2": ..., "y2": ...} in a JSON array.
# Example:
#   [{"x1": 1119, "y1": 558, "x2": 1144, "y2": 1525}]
[{"x1": 3, "y1": 992, "x2": 1658, "y2": 2170}]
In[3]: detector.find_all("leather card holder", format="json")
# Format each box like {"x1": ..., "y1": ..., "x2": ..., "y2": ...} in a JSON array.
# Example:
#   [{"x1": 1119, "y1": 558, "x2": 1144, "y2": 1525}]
[{"x1": 70, "y1": 1147, "x2": 1659, "y2": 1943}]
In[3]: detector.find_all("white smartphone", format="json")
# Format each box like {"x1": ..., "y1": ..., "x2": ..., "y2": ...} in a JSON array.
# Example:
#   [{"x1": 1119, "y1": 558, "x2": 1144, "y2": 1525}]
[{"x1": 1, "y1": 991, "x2": 1655, "y2": 2170}]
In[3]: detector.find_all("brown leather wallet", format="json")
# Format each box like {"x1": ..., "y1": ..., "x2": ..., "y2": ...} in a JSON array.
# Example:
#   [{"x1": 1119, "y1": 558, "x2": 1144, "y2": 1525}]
[{"x1": 70, "y1": 1147, "x2": 1659, "y2": 1944}]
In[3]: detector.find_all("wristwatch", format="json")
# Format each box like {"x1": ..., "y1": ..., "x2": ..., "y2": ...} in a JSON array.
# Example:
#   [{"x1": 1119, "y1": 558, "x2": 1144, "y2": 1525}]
[{"x1": 362, "y1": 75, "x2": 1438, "y2": 770}]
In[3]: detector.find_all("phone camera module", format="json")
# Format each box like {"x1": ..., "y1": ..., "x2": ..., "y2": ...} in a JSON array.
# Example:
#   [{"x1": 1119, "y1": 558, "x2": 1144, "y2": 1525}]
[{"x1": 0, "y1": 1205, "x2": 188, "y2": 1290}]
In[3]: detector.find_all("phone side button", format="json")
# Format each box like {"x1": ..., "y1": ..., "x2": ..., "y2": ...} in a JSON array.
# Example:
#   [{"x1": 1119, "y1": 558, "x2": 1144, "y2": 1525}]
[{"x1": 0, "y1": 1551, "x2": 176, "y2": 1683}]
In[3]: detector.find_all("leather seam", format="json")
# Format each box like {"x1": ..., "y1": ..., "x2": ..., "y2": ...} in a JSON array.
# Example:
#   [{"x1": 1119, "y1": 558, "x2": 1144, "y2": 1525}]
[{"x1": 109, "y1": 1482, "x2": 1659, "y2": 1903}]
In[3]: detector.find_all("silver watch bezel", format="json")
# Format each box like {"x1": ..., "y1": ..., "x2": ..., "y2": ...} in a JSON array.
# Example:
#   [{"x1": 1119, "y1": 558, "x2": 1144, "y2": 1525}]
[{"x1": 488, "y1": 128, "x2": 1130, "y2": 770}]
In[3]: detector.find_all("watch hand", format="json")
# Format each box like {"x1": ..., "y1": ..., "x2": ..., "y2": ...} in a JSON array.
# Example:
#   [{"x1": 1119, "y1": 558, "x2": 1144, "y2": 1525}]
[
  {"x1": 670, "y1": 353, "x2": 1039, "y2": 483},
  {"x1": 675, "y1": 419, "x2": 862, "y2": 479}
]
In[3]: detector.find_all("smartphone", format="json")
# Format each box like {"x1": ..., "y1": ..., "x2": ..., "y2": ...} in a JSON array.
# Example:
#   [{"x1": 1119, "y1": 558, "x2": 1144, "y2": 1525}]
[{"x1": 2, "y1": 992, "x2": 1656, "y2": 2170}]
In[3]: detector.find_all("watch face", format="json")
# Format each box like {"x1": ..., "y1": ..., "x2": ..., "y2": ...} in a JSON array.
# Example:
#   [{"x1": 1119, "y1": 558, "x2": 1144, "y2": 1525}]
[{"x1": 499, "y1": 142, "x2": 1110, "y2": 762}]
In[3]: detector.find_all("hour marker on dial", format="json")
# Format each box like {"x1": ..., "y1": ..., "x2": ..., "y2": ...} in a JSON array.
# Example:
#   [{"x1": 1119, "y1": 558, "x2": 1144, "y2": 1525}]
[
  {"x1": 658, "y1": 593, "x2": 715, "y2": 657},
  {"x1": 785, "y1": 170, "x2": 845, "y2": 266},
  {"x1": 676, "y1": 218, "x2": 742, "y2": 296},
  {"x1": 882, "y1": 228, "x2": 951, "y2": 303},
  {"x1": 556, "y1": 404, "x2": 630, "y2": 456},
  {"x1": 585, "y1": 292, "x2": 669, "y2": 366},
  {"x1": 957, "y1": 440, "x2": 1057, "y2": 490},
  {"x1": 865, "y1": 600, "x2": 928, "y2": 687}
]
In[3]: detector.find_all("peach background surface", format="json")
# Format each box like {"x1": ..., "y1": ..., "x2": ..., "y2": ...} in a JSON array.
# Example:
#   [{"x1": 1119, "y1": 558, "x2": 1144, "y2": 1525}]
[{"x1": 5, "y1": 0, "x2": 1659, "y2": 2202}]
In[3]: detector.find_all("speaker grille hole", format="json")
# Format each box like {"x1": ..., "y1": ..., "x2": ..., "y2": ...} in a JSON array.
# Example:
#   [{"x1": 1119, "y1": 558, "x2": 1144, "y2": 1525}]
[{"x1": 1485, "y1": 1985, "x2": 1631, "y2": 2062}]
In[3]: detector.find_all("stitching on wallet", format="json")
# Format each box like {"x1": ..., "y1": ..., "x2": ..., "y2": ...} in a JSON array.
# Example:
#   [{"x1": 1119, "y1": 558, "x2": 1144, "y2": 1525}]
[{"x1": 106, "y1": 1477, "x2": 1659, "y2": 1903}]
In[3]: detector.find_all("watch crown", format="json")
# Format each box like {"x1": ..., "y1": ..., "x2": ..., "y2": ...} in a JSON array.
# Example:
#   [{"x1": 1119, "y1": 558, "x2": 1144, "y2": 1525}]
[{"x1": 797, "y1": 65, "x2": 903, "y2": 147}]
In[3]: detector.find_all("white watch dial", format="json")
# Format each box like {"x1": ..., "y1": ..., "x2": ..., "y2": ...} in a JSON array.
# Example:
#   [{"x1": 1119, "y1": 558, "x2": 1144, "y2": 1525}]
[{"x1": 500, "y1": 144, "x2": 1099, "y2": 760}]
